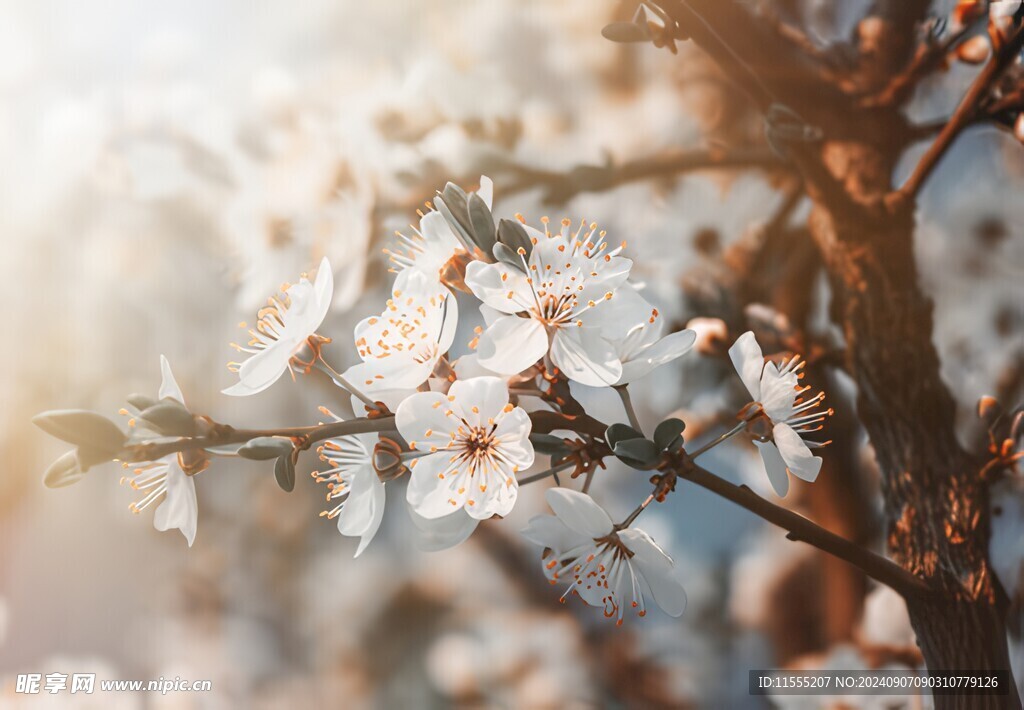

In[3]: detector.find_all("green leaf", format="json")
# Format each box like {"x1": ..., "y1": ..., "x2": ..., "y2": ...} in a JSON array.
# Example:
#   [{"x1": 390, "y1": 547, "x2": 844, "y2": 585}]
[
  {"x1": 654, "y1": 418, "x2": 686, "y2": 452},
  {"x1": 274, "y1": 454, "x2": 296, "y2": 492},
  {"x1": 605, "y1": 423, "x2": 643, "y2": 449},
  {"x1": 497, "y1": 218, "x2": 533, "y2": 261},
  {"x1": 139, "y1": 400, "x2": 196, "y2": 436},
  {"x1": 42, "y1": 451, "x2": 84, "y2": 488},
  {"x1": 238, "y1": 437, "x2": 294, "y2": 461},
  {"x1": 529, "y1": 433, "x2": 569, "y2": 455},
  {"x1": 612, "y1": 438, "x2": 661, "y2": 470},
  {"x1": 468, "y1": 193, "x2": 496, "y2": 255},
  {"x1": 33, "y1": 410, "x2": 126, "y2": 454}
]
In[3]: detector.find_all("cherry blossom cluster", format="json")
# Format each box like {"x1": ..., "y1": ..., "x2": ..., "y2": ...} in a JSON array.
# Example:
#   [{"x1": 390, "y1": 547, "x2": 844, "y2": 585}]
[{"x1": 33, "y1": 177, "x2": 832, "y2": 625}]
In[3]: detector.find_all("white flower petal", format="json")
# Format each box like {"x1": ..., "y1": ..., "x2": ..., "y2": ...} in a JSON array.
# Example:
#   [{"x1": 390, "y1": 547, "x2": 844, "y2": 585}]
[
  {"x1": 335, "y1": 469, "x2": 386, "y2": 558},
  {"x1": 728, "y1": 331, "x2": 765, "y2": 401},
  {"x1": 405, "y1": 453, "x2": 462, "y2": 519},
  {"x1": 773, "y1": 423, "x2": 821, "y2": 483},
  {"x1": 754, "y1": 439, "x2": 790, "y2": 497},
  {"x1": 465, "y1": 261, "x2": 533, "y2": 315},
  {"x1": 545, "y1": 488, "x2": 613, "y2": 538},
  {"x1": 617, "y1": 329, "x2": 696, "y2": 384},
  {"x1": 221, "y1": 341, "x2": 292, "y2": 396},
  {"x1": 477, "y1": 315, "x2": 549, "y2": 375},
  {"x1": 395, "y1": 391, "x2": 459, "y2": 450},
  {"x1": 492, "y1": 407, "x2": 535, "y2": 470},
  {"x1": 411, "y1": 507, "x2": 479, "y2": 551},
  {"x1": 989, "y1": 476, "x2": 1024, "y2": 601},
  {"x1": 448, "y1": 376, "x2": 510, "y2": 424},
  {"x1": 521, "y1": 514, "x2": 589, "y2": 552},
  {"x1": 619, "y1": 528, "x2": 687, "y2": 617},
  {"x1": 759, "y1": 362, "x2": 798, "y2": 422},
  {"x1": 158, "y1": 355, "x2": 185, "y2": 404},
  {"x1": 153, "y1": 459, "x2": 198, "y2": 547},
  {"x1": 335, "y1": 466, "x2": 379, "y2": 535},
  {"x1": 311, "y1": 256, "x2": 334, "y2": 329},
  {"x1": 550, "y1": 327, "x2": 622, "y2": 387},
  {"x1": 477, "y1": 175, "x2": 493, "y2": 209}
]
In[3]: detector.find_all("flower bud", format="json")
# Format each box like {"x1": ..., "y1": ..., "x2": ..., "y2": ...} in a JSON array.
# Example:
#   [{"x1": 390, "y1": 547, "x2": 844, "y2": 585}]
[{"x1": 42, "y1": 451, "x2": 85, "y2": 488}]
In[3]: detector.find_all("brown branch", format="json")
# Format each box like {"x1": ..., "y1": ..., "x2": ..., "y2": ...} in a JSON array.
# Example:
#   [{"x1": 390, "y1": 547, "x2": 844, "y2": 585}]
[
  {"x1": 119, "y1": 415, "x2": 396, "y2": 463},
  {"x1": 860, "y1": 17, "x2": 984, "y2": 108},
  {"x1": 892, "y1": 23, "x2": 1024, "y2": 204},
  {"x1": 545, "y1": 407, "x2": 931, "y2": 600},
  {"x1": 676, "y1": 462, "x2": 933, "y2": 599},
  {"x1": 499, "y1": 149, "x2": 785, "y2": 204}
]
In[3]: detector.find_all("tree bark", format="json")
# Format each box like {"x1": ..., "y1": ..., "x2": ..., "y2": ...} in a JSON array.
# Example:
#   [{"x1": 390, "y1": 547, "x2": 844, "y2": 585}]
[{"x1": 808, "y1": 142, "x2": 1018, "y2": 709}]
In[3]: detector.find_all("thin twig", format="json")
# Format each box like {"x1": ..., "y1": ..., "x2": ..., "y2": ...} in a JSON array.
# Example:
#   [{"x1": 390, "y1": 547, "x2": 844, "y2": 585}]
[
  {"x1": 861, "y1": 17, "x2": 985, "y2": 109},
  {"x1": 614, "y1": 385, "x2": 644, "y2": 433},
  {"x1": 518, "y1": 460, "x2": 576, "y2": 486},
  {"x1": 893, "y1": 23, "x2": 1024, "y2": 203},
  {"x1": 501, "y1": 149, "x2": 784, "y2": 204},
  {"x1": 676, "y1": 462, "x2": 932, "y2": 598},
  {"x1": 120, "y1": 416, "x2": 396, "y2": 463}
]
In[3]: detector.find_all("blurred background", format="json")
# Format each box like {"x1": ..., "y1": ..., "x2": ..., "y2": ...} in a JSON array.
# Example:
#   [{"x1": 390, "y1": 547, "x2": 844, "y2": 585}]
[{"x1": 0, "y1": 0, "x2": 1021, "y2": 707}]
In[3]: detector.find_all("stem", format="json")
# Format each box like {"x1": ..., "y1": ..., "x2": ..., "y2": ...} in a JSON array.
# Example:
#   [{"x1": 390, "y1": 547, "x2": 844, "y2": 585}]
[
  {"x1": 687, "y1": 420, "x2": 747, "y2": 459},
  {"x1": 614, "y1": 385, "x2": 643, "y2": 433},
  {"x1": 677, "y1": 462, "x2": 932, "y2": 598},
  {"x1": 315, "y1": 358, "x2": 379, "y2": 410},
  {"x1": 518, "y1": 460, "x2": 575, "y2": 486},
  {"x1": 616, "y1": 494, "x2": 655, "y2": 530},
  {"x1": 581, "y1": 467, "x2": 596, "y2": 495},
  {"x1": 894, "y1": 23, "x2": 1024, "y2": 203},
  {"x1": 120, "y1": 416, "x2": 396, "y2": 463}
]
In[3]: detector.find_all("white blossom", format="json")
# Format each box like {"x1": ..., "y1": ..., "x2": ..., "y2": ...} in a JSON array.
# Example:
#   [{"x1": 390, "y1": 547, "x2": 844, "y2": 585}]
[
  {"x1": 522, "y1": 488, "x2": 687, "y2": 624},
  {"x1": 342, "y1": 271, "x2": 459, "y2": 409},
  {"x1": 729, "y1": 331, "x2": 830, "y2": 497},
  {"x1": 464, "y1": 217, "x2": 635, "y2": 386},
  {"x1": 120, "y1": 356, "x2": 198, "y2": 546},
  {"x1": 223, "y1": 256, "x2": 334, "y2": 397},
  {"x1": 312, "y1": 427, "x2": 386, "y2": 558},
  {"x1": 396, "y1": 376, "x2": 534, "y2": 520},
  {"x1": 609, "y1": 287, "x2": 696, "y2": 384},
  {"x1": 386, "y1": 176, "x2": 493, "y2": 291}
]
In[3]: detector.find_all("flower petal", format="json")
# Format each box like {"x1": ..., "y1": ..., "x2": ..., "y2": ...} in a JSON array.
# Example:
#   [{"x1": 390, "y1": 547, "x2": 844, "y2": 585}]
[
  {"x1": 728, "y1": 331, "x2": 764, "y2": 401},
  {"x1": 158, "y1": 355, "x2": 185, "y2": 404},
  {"x1": 405, "y1": 453, "x2": 462, "y2": 519},
  {"x1": 335, "y1": 468, "x2": 386, "y2": 558},
  {"x1": 773, "y1": 423, "x2": 821, "y2": 483},
  {"x1": 619, "y1": 528, "x2": 687, "y2": 617},
  {"x1": 477, "y1": 175, "x2": 493, "y2": 209},
  {"x1": 221, "y1": 342, "x2": 292, "y2": 396},
  {"x1": 153, "y1": 459, "x2": 198, "y2": 547},
  {"x1": 521, "y1": 513, "x2": 588, "y2": 553},
  {"x1": 465, "y1": 261, "x2": 534, "y2": 315},
  {"x1": 617, "y1": 329, "x2": 696, "y2": 384},
  {"x1": 550, "y1": 328, "x2": 622, "y2": 387},
  {"x1": 754, "y1": 439, "x2": 790, "y2": 497},
  {"x1": 448, "y1": 376, "x2": 510, "y2": 424},
  {"x1": 545, "y1": 488, "x2": 613, "y2": 537},
  {"x1": 477, "y1": 315, "x2": 549, "y2": 376},
  {"x1": 411, "y1": 507, "x2": 479, "y2": 551},
  {"x1": 311, "y1": 256, "x2": 334, "y2": 330},
  {"x1": 758, "y1": 362, "x2": 798, "y2": 422},
  {"x1": 395, "y1": 391, "x2": 459, "y2": 451}
]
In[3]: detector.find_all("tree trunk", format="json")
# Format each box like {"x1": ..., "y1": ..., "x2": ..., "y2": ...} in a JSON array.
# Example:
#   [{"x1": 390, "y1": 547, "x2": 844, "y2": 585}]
[{"x1": 808, "y1": 141, "x2": 1019, "y2": 709}]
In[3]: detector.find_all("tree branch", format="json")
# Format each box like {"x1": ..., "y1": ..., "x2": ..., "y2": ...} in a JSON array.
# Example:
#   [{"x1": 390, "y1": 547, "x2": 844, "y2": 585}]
[
  {"x1": 120, "y1": 416, "x2": 396, "y2": 463},
  {"x1": 676, "y1": 461, "x2": 933, "y2": 599},
  {"x1": 860, "y1": 17, "x2": 985, "y2": 109},
  {"x1": 499, "y1": 148, "x2": 785, "y2": 204},
  {"x1": 892, "y1": 23, "x2": 1024, "y2": 204}
]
